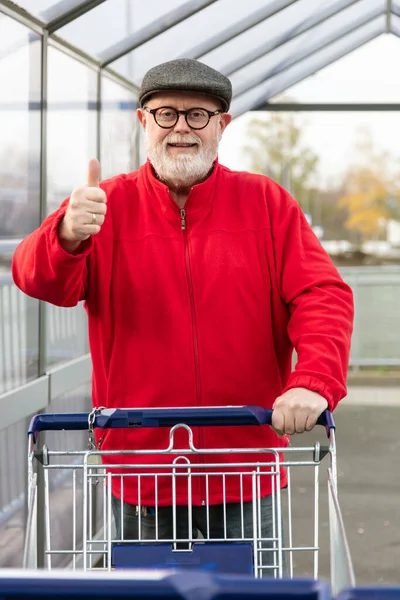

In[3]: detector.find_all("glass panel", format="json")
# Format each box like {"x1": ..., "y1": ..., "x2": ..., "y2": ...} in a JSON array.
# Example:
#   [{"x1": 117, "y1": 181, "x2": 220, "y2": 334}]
[
  {"x1": 230, "y1": 17, "x2": 385, "y2": 118},
  {"x1": 101, "y1": 77, "x2": 137, "y2": 179},
  {"x1": 14, "y1": 0, "x2": 101, "y2": 22},
  {"x1": 0, "y1": 417, "x2": 30, "y2": 566},
  {"x1": 13, "y1": 0, "x2": 64, "y2": 19},
  {"x1": 0, "y1": 15, "x2": 41, "y2": 392},
  {"x1": 272, "y1": 34, "x2": 400, "y2": 103},
  {"x1": 111, "y1": 0, "x2": 276, "y2": 82},
  {"x1": 205, "y1": 0, "x2": 359, "y2": 72},
  {"x1": 57, "y1": 0, "x2": 189, "y2": 60},
  {"x1": 218, "y1": 112, "x2": 251, "y2": 172},
  {"x1": 212, "y1": 0, "x2": 354, "y2": 77},
  {"x1": 392, "y1": 13, "x2": 400, "y2": 34},
  {"x1": 393, "y1": 0, "x2": 400, "y2": 15},
  {"x1": 46, "y1": 46, "x2": 97, "y2": 368},
  {"x1": 228, "y1": 0, "x2": 385, "y2": 96}
]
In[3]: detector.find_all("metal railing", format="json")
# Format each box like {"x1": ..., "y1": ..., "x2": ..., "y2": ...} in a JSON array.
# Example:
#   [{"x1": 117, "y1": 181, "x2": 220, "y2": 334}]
[
  {"x1": 0, "y1": 272, "x2": 88, "y2": 395},
  {"x1": 1, "y1": 266, "x2": 399, "y2": 397},
  {"x1": 338, "y1": 266, "x2": 400, "y2": 367},
  {"x1": 0, "y1": 271, "x2": 90, "y2": 559},
  {"x1": 0, "y1": 278, "x2": 29, "y2": 393},
  {"x1": 0, "y1": 386, "x2": 92, "y2": 568}
]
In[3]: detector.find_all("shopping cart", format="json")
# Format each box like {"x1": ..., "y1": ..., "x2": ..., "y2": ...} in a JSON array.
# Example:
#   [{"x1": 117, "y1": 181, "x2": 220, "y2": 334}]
[
  {"x1": 23, "y1": 405, "x2": 355, "y2": 596},
  {"x1": 0, "y1": 568, "x2": 333, "y2": 599},
  {"x1": 337, "y1": 589, "x2": 400, "y2": 600}
]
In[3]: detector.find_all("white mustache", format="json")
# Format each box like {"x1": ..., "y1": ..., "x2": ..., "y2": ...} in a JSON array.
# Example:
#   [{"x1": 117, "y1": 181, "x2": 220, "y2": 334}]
[{"x1": 164, "y1": 134, "x2": 201, "y2": 146}]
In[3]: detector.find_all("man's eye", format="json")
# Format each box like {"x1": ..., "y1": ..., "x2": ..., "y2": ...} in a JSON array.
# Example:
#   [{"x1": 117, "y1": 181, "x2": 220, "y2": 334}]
[{"x1": 158, "y1": 110, "x2": 175, "y2": 118}]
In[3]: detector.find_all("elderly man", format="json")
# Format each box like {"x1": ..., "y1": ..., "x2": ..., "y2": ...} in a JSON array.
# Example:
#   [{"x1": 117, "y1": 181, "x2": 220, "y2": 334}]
[{"x1": 12, "y1": 58, "x2": 353, "y2": 572}]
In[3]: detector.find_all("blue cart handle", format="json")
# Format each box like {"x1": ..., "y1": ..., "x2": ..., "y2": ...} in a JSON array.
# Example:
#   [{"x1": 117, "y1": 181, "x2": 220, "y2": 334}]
[{"x1": 28, "y1": 406, "x2": 335, "y2": 442}]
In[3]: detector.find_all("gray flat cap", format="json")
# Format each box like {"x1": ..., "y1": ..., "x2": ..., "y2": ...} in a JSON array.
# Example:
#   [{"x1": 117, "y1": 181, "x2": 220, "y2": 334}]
[{"x1": 139, "y1": 58, "x2": 232, "y2": 112}]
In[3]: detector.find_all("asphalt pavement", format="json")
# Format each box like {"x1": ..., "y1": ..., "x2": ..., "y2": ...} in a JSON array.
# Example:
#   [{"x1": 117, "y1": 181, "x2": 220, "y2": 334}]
[{"x1": 289, "y1": 390, "x2": 400, "y2": 586}]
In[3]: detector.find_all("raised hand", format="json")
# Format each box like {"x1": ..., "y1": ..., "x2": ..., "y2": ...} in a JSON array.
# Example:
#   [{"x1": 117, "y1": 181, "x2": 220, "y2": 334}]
[{"x1": 58, "y1": 158, "x2": 107, "y2": 251}]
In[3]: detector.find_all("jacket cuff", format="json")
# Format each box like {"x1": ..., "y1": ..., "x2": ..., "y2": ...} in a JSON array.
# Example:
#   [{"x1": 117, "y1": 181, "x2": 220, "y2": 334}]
[
  {"x1": 50, "y1": 207, "x2": 93, "y2": 259},
  {"x1": 282, "y1": 373, "x2": 347, "y2": 412}
]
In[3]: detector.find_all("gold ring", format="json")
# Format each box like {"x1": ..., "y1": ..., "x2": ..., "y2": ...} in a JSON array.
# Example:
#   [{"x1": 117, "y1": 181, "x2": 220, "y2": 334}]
[{"x1": 92, "y1": 213, "x2": 96, "y2": 225}]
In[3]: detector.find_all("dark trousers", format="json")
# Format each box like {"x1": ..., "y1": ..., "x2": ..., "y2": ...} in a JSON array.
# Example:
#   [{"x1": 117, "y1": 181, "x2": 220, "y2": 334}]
[{"x1": 111, "y1": 494, "x2": 286, "y2": 575}]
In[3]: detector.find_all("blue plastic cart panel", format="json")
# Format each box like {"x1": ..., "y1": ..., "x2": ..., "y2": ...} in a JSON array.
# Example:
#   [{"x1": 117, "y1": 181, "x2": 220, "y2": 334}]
[
  {"x1": 337, "y1": 588, "x2": 400, "y2": 599},
  {"x1": 0, "y1": 569, "x2": 332, "y2": 599},
  {"x1": 112, "y1": 542, "x2": 254, "y2": 574}
]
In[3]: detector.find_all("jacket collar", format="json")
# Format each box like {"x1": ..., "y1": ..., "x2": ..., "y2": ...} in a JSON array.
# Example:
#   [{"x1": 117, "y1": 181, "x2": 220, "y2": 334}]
[{"x1": 140, "y1": 158, "x2": 220, "y2": 224}]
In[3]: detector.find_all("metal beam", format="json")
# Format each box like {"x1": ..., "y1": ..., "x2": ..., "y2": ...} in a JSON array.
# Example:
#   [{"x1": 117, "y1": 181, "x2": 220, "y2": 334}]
[
  {"x1": 38, "y1": 30, "x2": 49, "y2": 377},
  {"x1": 232, "y1": 27, "x2": 382, "y2": 118},
  {"x1": 0, "y1": 0, "x2": 44, "y2": 33},
  {"x1": 176, "y1": 0, "x2": 297, "y2": 60},
  {"x1": 233, "y1": 9, "x2": 383, "y2": 98},
  {"x1": 252, "y1": 102, "x2": 400, "y2": 111},
  {"x1": 222, "y1": 0, "x2": 361, "y2": 76},
  {"x1": 386, "y1": 0, "x2": 392, "y2": 32},
  {"x1": 96, "y1": 69, "x2": 102, "y2": 163},
  {"x1": 43, "y1": 0, "x2": 107, "y2": 35},
  {"x1": 99, "y1": 0, "x2": 219, "y2": 67}
]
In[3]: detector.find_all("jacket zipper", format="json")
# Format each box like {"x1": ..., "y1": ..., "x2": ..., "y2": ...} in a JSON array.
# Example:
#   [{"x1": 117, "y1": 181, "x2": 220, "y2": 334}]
[
  {"x1": 180, "y1": 206, "x2": 206, "y2": 505},
  {"x1": 180, "y1": 208, "x2": 201, "y2": 404}
]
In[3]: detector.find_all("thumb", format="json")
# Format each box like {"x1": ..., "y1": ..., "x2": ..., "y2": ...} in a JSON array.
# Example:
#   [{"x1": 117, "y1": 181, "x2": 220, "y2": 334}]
[{"x1": 87, "y1": 158, "x2": 100, "y2": 187}]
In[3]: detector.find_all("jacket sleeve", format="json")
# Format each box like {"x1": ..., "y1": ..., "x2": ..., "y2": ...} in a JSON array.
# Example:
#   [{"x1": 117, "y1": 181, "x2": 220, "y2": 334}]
[
  {"x1": 269, "y1": 183, "x2": 354, "y2": 411},
  {"x1": 11, "y1": 198, "x2": 93, "y2": 307}
]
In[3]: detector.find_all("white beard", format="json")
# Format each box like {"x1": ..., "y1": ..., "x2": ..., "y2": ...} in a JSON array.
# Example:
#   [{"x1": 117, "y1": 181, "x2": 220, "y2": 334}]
[{"x1": 145, "y1": 129, "x2": 221, "y2": 188}]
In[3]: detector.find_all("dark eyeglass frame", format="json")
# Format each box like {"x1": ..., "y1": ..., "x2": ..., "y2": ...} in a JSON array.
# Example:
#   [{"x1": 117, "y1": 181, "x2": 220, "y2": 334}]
[{"x1": 143, "y1": 106, "x2": 222, "y2": 130}]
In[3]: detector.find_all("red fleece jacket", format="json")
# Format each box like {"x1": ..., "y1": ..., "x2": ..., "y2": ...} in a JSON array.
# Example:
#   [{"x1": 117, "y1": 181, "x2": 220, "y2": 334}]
[{"x1": 12, "y1": 160, "x2": 354, "y2": 506}]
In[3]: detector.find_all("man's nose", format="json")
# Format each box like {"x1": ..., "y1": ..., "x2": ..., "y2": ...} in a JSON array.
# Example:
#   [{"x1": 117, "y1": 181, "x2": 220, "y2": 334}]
[{"x1": 173, "y1": 113, "x2": 191, "y2": 134}]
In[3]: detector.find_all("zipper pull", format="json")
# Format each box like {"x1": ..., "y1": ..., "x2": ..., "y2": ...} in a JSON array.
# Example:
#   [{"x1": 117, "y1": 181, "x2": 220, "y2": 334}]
[{"x1": 180, "y1": 208, "x2": 186, "y2": 230}]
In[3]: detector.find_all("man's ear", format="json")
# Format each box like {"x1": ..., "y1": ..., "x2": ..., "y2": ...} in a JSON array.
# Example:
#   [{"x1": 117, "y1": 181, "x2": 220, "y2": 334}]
[
  {"x1": 219, "y1": 112, "x2": 232, "y2": 134},
  {"x1": 137, "y1": 108, "x2": 146, "y2": 129}
]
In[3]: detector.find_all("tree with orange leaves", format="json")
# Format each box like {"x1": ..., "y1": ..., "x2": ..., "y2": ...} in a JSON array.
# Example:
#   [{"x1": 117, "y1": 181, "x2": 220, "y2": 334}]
[{"x1": 338, "y1": 128, "x2": 400, "y2": 241}]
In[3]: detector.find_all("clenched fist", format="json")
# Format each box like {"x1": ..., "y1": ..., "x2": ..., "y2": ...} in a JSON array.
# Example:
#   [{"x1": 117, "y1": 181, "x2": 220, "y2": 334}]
[
  {"x1": 58, "y1": 158, "x2": 107, "y2": 253},
  {"x1": 271, "y1": 388, "x2": 328, "y2": 436}
]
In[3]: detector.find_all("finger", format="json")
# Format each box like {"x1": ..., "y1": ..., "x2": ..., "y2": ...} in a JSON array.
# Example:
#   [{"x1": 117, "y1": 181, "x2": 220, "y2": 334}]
[
  {"x1": 283, "y1": 413, "x2": 295, "y2": 435},
  {"x1": 85, "y1": 187, "x2": 107, "y2": 204},
  {"x1": 294, "y1": 413, "x2": 307, "y2": 434},
  {"x1": 75, "y1": 224, "x2": 102, "y2": 237},
  {"x1": 85, "y1": 212, "x2": 105, "y2": 227},
  {"x1": 305, "y1": 413, "x2": 317, "y2": 432},
  {"x1": 87, "y1": 158, "x2": 101, "y2": 188},
  {"x1": 81, "y1": 198, "x2": 107, "y2": 214},
  {"x1": 87, "y1": 224, "x2": 102, "y2": 235},
  {"x1": 271, "y1": 409, "x2": 285, "y2": 437},
  {"x1": 70, "y1": 197, "x2": 107, "y2": 215}
]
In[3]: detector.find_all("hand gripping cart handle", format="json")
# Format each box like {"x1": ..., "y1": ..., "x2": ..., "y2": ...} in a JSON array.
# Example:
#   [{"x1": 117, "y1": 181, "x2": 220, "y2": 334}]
[{"x1": 27, "y1": 406, "x2": 335, "y2": 441}]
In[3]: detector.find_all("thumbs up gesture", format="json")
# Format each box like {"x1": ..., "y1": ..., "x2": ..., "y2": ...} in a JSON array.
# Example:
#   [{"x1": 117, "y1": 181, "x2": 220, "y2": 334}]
[{"x1": 58, "y1": 159, "x2": 107, "y2": 250}]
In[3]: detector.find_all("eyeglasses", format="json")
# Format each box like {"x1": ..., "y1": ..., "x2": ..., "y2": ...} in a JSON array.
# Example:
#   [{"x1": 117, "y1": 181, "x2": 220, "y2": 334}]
[{"x1": 144, "y1": 106, "x2": 222, "y2": 130}]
